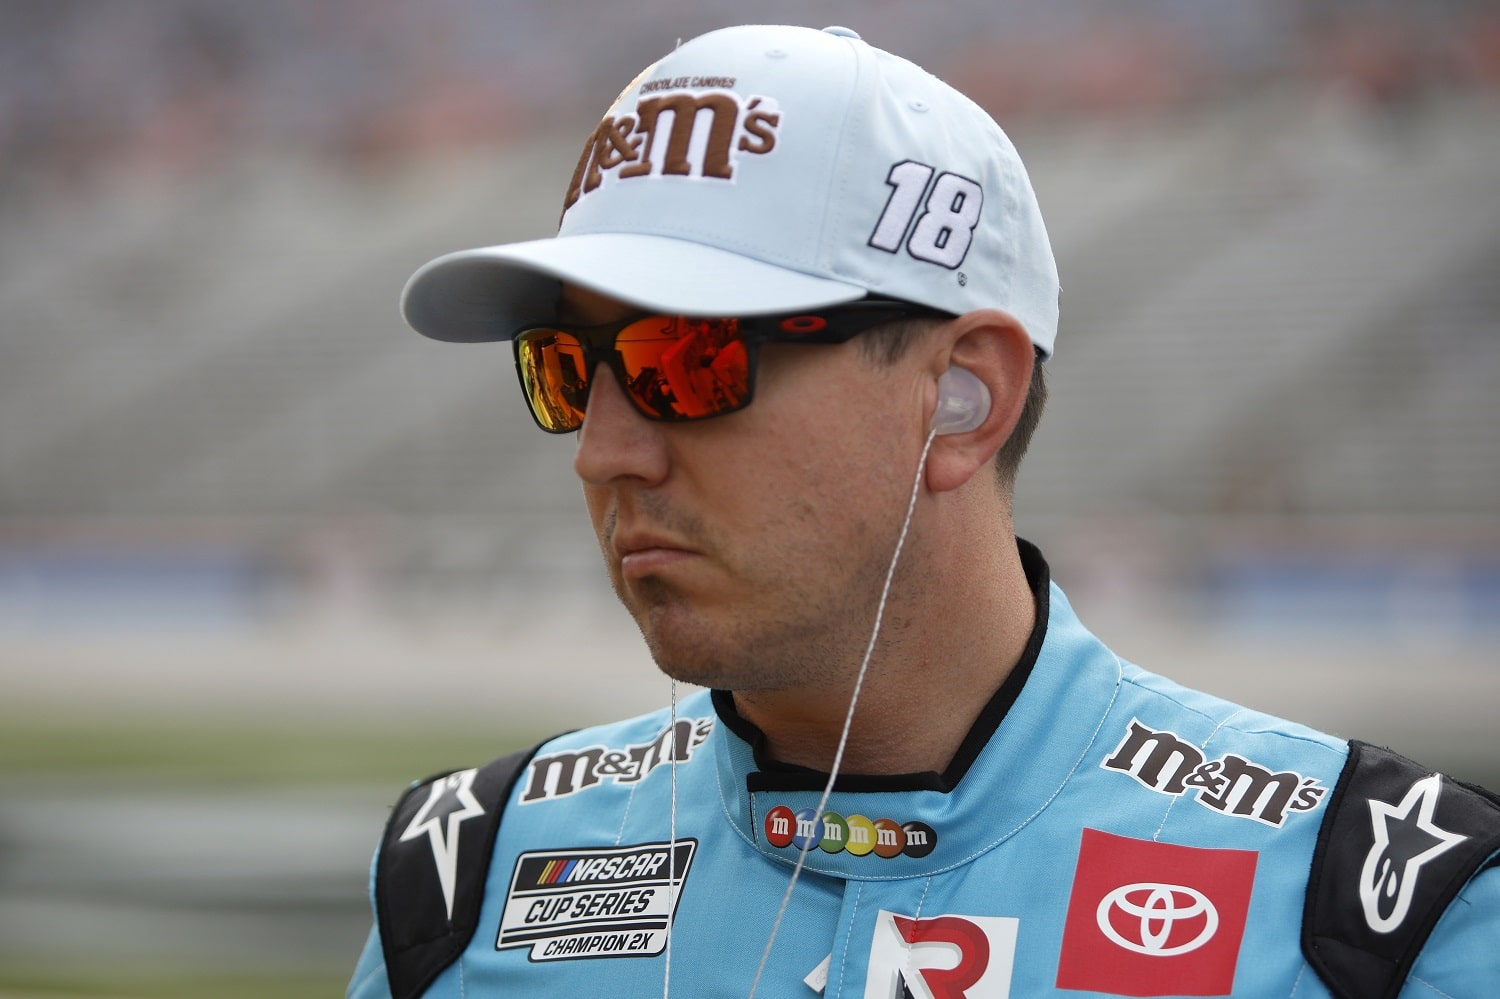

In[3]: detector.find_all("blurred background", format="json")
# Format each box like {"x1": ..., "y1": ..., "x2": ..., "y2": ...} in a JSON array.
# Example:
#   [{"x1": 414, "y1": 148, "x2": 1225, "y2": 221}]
[{"x1": 2, "y1": 0, "x2": 1498, "y2": 994}]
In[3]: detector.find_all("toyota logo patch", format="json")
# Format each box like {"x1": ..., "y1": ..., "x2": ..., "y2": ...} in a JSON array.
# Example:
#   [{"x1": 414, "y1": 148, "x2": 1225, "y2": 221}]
[
  {"x1": 1056, "y1": 829, "x2": 1258, "y2": 997},
  {"x1": 1097, "y1": 882, "x2": 1219, "y2": 957}
]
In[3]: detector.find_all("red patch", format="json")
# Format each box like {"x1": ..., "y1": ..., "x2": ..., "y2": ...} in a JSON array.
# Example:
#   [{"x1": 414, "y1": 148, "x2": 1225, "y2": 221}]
[{"x1": 1056, "y1": 829, "x2": 1257, "y2": 997}]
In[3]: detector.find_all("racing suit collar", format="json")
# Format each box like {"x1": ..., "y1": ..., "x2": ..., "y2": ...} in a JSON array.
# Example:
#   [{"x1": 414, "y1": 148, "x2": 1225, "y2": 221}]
[
  {"x1": 713, "y1": 539, "x2": 1051, "y2": 793},
  {"x1": 708, "y1": 541, "x2": 1127, "y2": 880}
]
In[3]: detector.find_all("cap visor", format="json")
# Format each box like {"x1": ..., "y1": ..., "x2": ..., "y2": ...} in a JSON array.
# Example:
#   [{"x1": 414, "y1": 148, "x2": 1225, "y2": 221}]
[{"x1": 402, "y1": 233, "x2": 868, "y2": 342}]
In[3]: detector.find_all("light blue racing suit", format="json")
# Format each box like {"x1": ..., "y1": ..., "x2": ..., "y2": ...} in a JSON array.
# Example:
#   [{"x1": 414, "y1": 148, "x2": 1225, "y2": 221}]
[{"x1": 349, "y1": 545, "x2": 1500, "y2": 998}]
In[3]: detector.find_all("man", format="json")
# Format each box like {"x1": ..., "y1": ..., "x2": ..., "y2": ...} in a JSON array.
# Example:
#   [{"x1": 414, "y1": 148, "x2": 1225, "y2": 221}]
[{"x1": 350, "y1": 24, "x2": 1499, "y2": 998}]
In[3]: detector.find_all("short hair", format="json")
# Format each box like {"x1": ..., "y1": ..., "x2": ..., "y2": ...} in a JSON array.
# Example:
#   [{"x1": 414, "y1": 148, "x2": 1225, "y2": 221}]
[{"x1": 857, "y1": 318, "x2": 1047, "y2": 490}]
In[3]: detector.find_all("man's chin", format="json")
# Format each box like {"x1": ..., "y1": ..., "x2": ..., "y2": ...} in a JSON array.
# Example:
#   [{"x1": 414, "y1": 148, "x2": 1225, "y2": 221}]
[
  {"x1": 641, "y1": 633, "x2": 729, "y2": 690},
  {"x1": 638, "y1": 622, "x2": 752, "y2": 691},
  {"x1": 645, "y1": 637, "x2": 809, "y2": 694}
]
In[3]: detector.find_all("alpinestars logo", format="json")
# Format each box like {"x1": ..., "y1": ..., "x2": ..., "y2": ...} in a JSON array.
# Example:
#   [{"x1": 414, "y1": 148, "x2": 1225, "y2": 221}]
[
  {"x1": 399, "y1": 769, "x2": 486, "y2": 920},
  {"x1": 1359, "y1": 773, "x2": 1468, "y2": 933},
  {"x1": 1101, "y1": 719, "x2": 1326, "y2": 827},
  {"x1": 520, "y1": 716, "x2": 714, "y2": 804},
  {"x1": 863, "y1": 910, "x2": 1019, "y2": 998}
]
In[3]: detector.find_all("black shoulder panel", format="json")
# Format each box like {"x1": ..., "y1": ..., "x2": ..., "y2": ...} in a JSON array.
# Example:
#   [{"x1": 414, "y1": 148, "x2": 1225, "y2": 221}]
[
  {"x1": 1303, "y1": 740, "x2": 1500, "y2": 999},
  {"x1": 375, "y1": 741, "x2": 547, "y2": 999}
]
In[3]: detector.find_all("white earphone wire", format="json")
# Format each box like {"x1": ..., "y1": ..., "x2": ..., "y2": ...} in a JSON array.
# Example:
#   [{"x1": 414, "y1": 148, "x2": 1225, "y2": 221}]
[
  {"x1": 663, "y1": 678, "x2": 679, "y2": 999},
  {"x1": 744, "y1": 427, "x2": 938, "y2": 999}
]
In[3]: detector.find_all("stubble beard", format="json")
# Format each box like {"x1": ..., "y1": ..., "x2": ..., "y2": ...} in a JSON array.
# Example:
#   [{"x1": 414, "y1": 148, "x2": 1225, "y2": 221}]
[
  {"x1": 592, "y1": 476, "x2": 920, "y2": 696},
  {"x1": 614, "y1": 539, "x2": 903, "y2": 695}
]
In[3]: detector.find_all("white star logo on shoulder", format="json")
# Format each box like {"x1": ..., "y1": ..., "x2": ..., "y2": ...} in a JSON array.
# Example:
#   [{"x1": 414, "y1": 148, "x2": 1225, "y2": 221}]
[
  {"x1": 1358, "y1": 773, "x2": 1468, "y2": 934},
  {"x1": 401, "y1": 768, "x2": 486, "y2": 920}
]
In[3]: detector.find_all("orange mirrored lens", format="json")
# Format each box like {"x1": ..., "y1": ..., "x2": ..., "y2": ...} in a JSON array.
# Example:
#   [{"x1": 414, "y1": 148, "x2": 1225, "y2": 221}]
[
  {"x1": 517, "y1": 331, "x2": 588, "y2": 431},
  {"x1": 519, "y1": 318, "x2": 752, "y2": 430},
  {"x1": 615, "y1": 317, "x2": 750, "y2": 420}
]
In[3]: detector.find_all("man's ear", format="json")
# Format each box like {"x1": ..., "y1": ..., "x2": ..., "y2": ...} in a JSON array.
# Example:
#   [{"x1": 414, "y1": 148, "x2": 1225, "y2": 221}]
[{"x1": 924, "y1": 309, "x2": 1035, "y2": 494}]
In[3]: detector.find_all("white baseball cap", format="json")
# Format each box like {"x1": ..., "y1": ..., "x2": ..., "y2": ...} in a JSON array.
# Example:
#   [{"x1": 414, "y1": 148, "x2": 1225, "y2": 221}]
[{"x1": 401, "y1": 24, "x2": 1060, "y2": 358}]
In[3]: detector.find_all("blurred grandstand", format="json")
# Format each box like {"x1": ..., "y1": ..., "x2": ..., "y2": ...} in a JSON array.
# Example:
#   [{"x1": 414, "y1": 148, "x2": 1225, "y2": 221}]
[
  {"x1": 0, "y1": 2, "x2": 1498, "y2": 988},
  {"x1": 4, "y1": 2, "x2": 1497, "y2": 621},
  {"x1": 3, "y1": 0, "x2": 1499, "y2": 719}
]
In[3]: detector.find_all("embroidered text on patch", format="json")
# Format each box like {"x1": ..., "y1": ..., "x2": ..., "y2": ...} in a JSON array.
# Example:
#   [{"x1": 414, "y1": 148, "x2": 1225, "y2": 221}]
[{"x1": 497, "y1": 841, "x2": 696, "y2": 961}]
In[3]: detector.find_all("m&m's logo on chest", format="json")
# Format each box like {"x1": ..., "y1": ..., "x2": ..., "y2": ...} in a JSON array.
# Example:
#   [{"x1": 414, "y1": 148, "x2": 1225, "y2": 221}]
[{"x1": 763, "y1": 805, "x2": 936, "y2": 860}]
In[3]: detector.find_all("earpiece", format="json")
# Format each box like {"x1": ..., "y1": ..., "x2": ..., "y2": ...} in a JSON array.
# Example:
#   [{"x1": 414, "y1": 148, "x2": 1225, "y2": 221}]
[{"x1": 932, "y1": 366, "x2": 991, "y2": 435}]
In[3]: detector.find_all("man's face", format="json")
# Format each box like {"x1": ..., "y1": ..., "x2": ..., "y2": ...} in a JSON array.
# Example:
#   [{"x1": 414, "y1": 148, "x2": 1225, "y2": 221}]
[{"x1": 565, "y1": 287, "x2": 934, "y2": 695}]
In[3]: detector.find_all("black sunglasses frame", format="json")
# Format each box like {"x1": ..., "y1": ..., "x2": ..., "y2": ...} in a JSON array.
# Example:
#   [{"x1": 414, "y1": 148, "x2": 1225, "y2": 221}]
[{"x1": 511, "y1": 298, "x2": 953, "y2": 433}]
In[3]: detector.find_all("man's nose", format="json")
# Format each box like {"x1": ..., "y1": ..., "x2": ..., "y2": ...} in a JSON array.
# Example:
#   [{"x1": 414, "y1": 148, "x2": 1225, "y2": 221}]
[{"x1": 573, "y1": 363, "x2": 670, "y2": 487}]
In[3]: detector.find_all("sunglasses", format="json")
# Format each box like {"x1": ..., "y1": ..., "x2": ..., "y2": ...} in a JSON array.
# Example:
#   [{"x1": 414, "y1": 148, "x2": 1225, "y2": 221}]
[{"x1": 512, "y1": 299, "x2": 950, "y2": 433}]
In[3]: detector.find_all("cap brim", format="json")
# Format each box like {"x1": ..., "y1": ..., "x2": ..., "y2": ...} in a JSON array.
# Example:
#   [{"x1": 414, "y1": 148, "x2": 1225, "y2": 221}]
[{"x1": 401, "y1": 233, "x2": 869, "y2": 342}]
